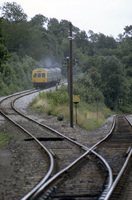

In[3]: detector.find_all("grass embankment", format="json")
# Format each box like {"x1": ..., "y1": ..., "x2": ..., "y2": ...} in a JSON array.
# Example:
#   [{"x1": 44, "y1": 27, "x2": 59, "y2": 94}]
[{"x1": 30, "y1": 86, "x2": 112, "y2": 131}]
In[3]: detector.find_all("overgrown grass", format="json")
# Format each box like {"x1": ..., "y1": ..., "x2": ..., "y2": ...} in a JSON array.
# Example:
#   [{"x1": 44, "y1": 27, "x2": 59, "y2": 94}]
[
  {"x1": 0, "y1": 132, "x2": 11, "y2": 148},
  {"x1": 0, "y1": 132, "x2": 22, "y2": 149},
  {"x1": 30, "y1": 86, "x2": 113, "y2": 131}
]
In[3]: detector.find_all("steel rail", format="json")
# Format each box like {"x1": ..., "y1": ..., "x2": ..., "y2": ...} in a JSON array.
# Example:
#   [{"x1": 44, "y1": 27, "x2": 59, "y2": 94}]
[
  {"x1": 13, "y1": 94, "x2": 115, "y2": 152},
  {"x1": 1, "y1": 90, "x2": 115, "y2": 200},
  {"x1": 0, "y1": 90, "x2": 55, "y2": 200},
  {"x1": 29, "y1": 119, "x2": 116, "y2": 200},
  {"x1": 12, "y1": 93, "x2": 91, "y2": 150},
  {"x1": 0, "y1": 89, "x2": 36, "y2": 104},
  {"x1": 30, "y1": 144, "x2": 113, "y2": 200},
  {"x1": 12, "y1": 93, "x2": 114, "y2": 199},
  {"x1": 99, "y1": 115, "x2": 132, "y2": 199},
  {"x1": 125, "y1": 115, "x2": 132, "y2": 126},
  {"x1": 104, "y1": 147, "x2": 132, "y2": 200},
  {"x1": 12, "y1": 92, "x2": 116, "y2": 200},
  {"x1": 0, "y1": 108, "x2": 55, "y2": 200}
]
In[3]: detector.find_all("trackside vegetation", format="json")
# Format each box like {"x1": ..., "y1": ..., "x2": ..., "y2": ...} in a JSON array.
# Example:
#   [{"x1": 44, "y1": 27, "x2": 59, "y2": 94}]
[
  {"x1": 0, "y1": 130, "x2": 24, "y2": 149},
  {"x1": 30, "y1": 85, "x2": 112, "y2": 131},
  {"x1": 0, "y1": 132, "x2": 11, "y2": 148},
  {"x1": 0, "y1": 2, "x2": 132, "y2": 115}
]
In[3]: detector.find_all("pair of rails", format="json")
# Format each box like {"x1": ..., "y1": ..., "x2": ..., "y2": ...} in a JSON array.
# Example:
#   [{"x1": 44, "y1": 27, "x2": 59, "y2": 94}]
[{"x1": 0, "y1": 89, "x2": 131, "y2": 200}]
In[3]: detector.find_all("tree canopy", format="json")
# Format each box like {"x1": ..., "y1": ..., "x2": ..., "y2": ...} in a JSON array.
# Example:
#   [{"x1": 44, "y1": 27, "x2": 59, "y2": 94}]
[
  {"x1": 1, "y1": 2, "x2": 27, "y2": 22},
  {"x1": 0, "y1": 2, "x2": 132, "y2": 111}
]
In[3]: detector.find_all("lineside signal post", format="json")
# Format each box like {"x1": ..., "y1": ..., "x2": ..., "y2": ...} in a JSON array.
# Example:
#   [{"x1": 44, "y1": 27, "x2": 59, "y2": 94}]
[
  {"x1": 69, "y1": 22, "x2": 73, "y2": 128},
  {"x1": 73, "y1": 95, "x2": 80, "y2": 124}
]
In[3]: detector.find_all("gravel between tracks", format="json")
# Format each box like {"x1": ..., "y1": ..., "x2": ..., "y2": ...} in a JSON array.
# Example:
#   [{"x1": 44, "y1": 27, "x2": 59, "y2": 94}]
[{"x1": 0, "y1": 92, "x2": 129, "y2": 200}]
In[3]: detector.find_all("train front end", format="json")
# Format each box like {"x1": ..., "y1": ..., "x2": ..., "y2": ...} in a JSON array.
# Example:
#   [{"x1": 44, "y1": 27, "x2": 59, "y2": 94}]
[{"x1": 32, "y1": 69, "x2": 47, "y2": 88}]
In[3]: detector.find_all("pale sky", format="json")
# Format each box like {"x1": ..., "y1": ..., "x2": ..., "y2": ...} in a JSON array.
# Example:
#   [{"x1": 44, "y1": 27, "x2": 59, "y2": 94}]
[{"x1": 0, "y1": 0, "x2": 132, "y2": 38}]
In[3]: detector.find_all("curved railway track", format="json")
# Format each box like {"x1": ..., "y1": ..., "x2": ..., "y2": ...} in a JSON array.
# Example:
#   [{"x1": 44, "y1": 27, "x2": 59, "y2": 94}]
[
  {"x1": 0, "y1": 90, "x2": 132, "y2": 200},
  {"x1": 0, "y1": 90, "x2": 55, "y2": 197},
  {"x1": 34, "y1": 115, "x2": 132, "y2": 200},
  {"x1": 0, "y1": 90, "x2": 113, "y2": 200}
]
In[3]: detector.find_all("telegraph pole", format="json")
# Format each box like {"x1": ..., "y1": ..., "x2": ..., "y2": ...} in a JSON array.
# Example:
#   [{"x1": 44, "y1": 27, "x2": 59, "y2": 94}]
[{"x1": 69, "y1": 22, "x2": 73, "y2": 128}]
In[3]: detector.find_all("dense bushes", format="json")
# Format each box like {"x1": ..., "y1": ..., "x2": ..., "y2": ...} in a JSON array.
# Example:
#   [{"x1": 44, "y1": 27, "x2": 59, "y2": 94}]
[
  {"x1": 30, "y1": 86, "x2": 69, "y2": 116},
  {"x1": 0, "y1": 54, "x2": 37, "y2": 96},
  {"x1": 30, "y1": 85, "x2": 111, "y2": 130},
  {"x1": 0, "y1": 2, "x2": 132, "y2": 111}
]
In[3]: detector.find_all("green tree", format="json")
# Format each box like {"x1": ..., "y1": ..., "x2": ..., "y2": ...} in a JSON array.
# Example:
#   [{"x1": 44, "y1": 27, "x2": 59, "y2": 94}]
[
  {"x1": 124, "y1": 25, "x2": 132, "y2": 37},
  {"x1": 47, "y1": 18, "x2": 69, "y2": 45},
  {"x1": 74, "y1": 72, "x2": 104, "y2": 103},
  {"x1": 96, "y1": 33, "x2": 117, "y2": 49},
  {"x1": 1, "y1": 2, "x2": 27, "y2": 22},
  {"x1": 0, "y1": 53, "x2": 37, "y2": 96},
  {"x1": 0, "y1": 18, "x2": 10, "y2": 67},
  {"x1": 74, "y1": 30, "x2": 89, "y2": 53},
  {"x1": 81, "y1": 55, "x2": 98, "y2": 72},
  {"x1": 30, "y1": 14, "x2": 48, "y2": 27},
  {"x1": 98, "y1": 56, "x2": 125, "y2": 109},
  {"x1": 48, "y1": 18, "x2": 60, "y2": 36},
  {"x1": 88, "y1": 66, "x2": 101, "y2": 88},
  {"x1": 2, "y1": 19, "x2": 32, "y2": 55}
]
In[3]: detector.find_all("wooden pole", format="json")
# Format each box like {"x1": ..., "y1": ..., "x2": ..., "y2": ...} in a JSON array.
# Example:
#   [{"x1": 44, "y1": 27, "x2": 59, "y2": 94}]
[{"x1": 69, "y1": 22, "x2": 73, "y2": 128}]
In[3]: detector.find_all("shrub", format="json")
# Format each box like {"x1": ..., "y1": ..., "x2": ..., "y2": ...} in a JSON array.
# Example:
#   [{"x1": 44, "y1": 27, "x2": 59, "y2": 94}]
[{"x1": 57, "y1": 115, "x2": 64, "y2": 121}]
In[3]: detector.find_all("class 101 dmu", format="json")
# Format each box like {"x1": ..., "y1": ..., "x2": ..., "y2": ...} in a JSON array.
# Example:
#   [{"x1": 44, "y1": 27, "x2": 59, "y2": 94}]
[{"x1": 32, "y1": 68, "x2": 61, "y2": 88}]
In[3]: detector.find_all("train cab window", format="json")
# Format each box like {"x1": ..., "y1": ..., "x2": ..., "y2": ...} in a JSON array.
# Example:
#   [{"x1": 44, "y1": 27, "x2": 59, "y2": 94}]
[
  {"x1": 33, "y1": 73, "x2": 37, "y2": 78},
  {"x1": 38, "y1": 73, "x2": 41, "y2": 78},
  {"x1": 42, "y1": 73, "x2": 45, "y2": 78}
]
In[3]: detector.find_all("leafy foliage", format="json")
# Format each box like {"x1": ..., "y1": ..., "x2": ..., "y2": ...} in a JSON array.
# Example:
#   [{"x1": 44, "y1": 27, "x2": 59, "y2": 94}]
[
  {"x1": 1, "y1": 2, "x2": 27, "y2": 22},
  {"x1": 0, "y1": 2, "x2": 132, "y2": 111},
  {"x1": 0, "y1": 18, "x2": 10, "y2": 66},
  {"x1": 40, "y1": 85, "x2": 69, "y2": 105},
  {"x1": 0, "y1": 54, "x2": 37, "y2": 96}
]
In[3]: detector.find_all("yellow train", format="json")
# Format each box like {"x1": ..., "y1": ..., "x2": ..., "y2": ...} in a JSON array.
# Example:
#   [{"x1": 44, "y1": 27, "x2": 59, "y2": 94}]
[{"x1": 32, "y1": 68, "x2": 61, "y2": 88}]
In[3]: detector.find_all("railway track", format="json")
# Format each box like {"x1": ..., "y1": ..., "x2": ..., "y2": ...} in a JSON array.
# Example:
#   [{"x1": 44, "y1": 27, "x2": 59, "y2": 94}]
[
  {"x1": 0, "y1": 90, "x2": 132, "y2": 200},
  {"x1": 0, "y1": 90, "x2": 113, "y2": 200},
  {"x1": 0, "y1": 90, "x2": 54, "y2": 197},
  {"x1": 29, "y1": 115, "x2": 132, "y2": 200},
  {"x1": 96, "y1": 115, "x2": 132, "y2": 200}
]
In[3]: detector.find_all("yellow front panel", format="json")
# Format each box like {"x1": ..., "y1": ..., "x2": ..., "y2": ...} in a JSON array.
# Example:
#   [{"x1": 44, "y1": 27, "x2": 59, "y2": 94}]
[{"x1": 32, "y1": 69, "x2": 47, "y2": 83}]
